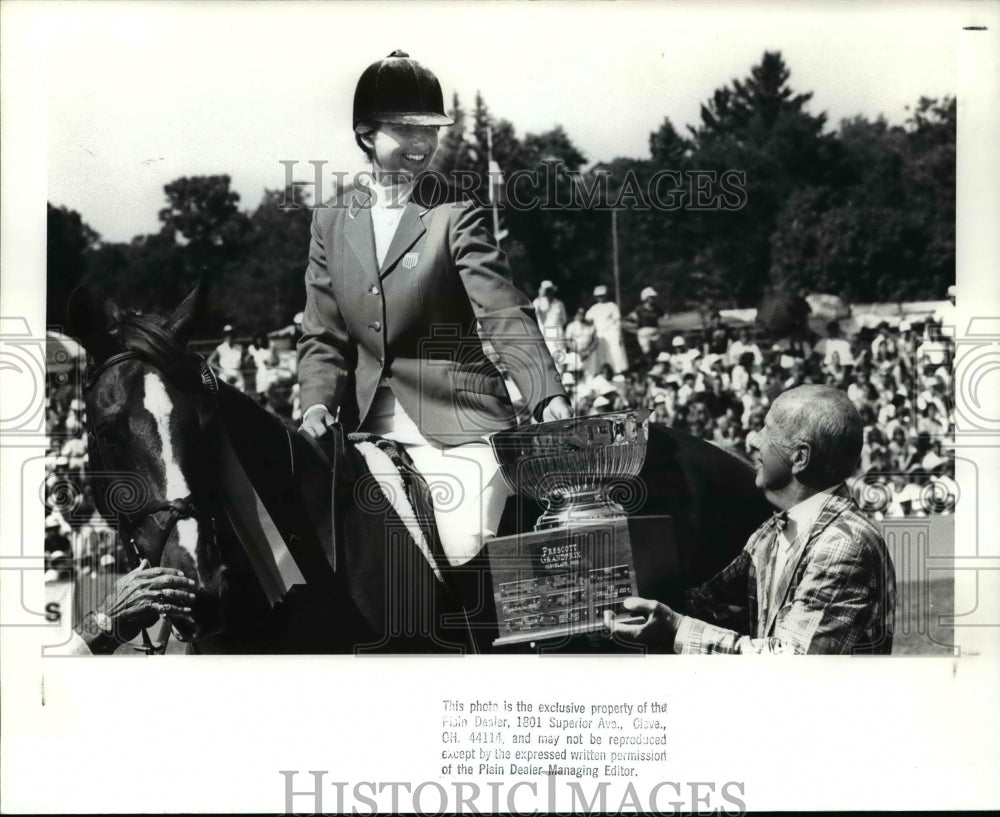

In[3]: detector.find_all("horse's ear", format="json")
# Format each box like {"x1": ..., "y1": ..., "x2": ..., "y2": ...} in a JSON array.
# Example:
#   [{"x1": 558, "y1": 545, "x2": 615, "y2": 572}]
[
  {"x1": 162, "y1": 276, "x2": 208, "y2": 344},
  {"x1": 67, "y1": 286, "x2": 119, "y2": 364}
]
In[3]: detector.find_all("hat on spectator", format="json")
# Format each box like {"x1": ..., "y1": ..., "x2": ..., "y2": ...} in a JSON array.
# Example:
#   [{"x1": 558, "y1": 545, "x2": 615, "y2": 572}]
[
  {"x1": 593, "y1": 285, "x2": 608, "y2": 297},
  {"x1": 671, "y1": 336, "x2": 686, "y2": 347},
  {"x1": 222, "y1": 324, "x2": 234, "y2": 334},
  {"x1": 69, "y1": 398, "x2": 84, "y2": 412},
  {"x1": 656, "y1": 351, "x2": 671, "y2": 362},
  {"x1": 593, "y1": 395, "x2": 612, "y2": 409},
  {"x1": 640, "y1": 286, "x2": 657, "y2": 300},
  {"x1": 561, "y1": 371, "x2": 576, "y2": 386},
  {"x1": 702, "y1": 353, "x2": 722, "y2": 370},
  {"x1": 540, "y1": 280, "x2": 556, "y2": 292},
  {"x1": 652, "y1": 392, "x2": 667, "y2": 404}
]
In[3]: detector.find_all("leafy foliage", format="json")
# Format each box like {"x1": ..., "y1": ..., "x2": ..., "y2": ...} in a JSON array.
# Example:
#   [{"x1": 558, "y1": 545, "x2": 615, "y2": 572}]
[
  {"x1": 49, "y1": 52, "x2": 954, "y2": 336},
  {"x1": 47, "y1": 204, "x2": 100, "y2": 328}
]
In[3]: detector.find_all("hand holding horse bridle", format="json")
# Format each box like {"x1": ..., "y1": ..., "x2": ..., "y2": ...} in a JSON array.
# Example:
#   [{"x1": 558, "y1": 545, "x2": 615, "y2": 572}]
[
  {"x1": 78, "y1": 559, "x2": 198, "y2": 654},
  {"x1": 100, "y1": 558, "x2": 197, "y2": 634}
]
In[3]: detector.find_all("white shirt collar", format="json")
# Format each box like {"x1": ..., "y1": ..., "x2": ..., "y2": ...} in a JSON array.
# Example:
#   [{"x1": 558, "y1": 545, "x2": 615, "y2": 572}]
[
  {"x1": 781, "y1": 486, "x2": 835, "y2": 545},
  {"x1": 369, "y1": 175, "x2": 412, "y2": 211}
]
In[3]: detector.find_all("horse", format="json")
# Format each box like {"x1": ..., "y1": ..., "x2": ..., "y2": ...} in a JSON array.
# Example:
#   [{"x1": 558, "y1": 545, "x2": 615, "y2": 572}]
[
  {"x1": 68, "y1": 282, "x2": 771, "y2": 654},
  {"x1": 70, "y1": 282, "x2": 479, "y2": 654}
]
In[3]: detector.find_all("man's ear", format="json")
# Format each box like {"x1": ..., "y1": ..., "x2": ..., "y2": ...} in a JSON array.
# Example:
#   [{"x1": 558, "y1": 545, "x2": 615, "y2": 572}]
[{"x1": 789, "y1": 441, "x2": 812, "y2": 476}]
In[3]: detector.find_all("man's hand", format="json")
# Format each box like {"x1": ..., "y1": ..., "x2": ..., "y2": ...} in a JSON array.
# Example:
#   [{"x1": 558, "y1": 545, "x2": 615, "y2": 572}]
[
  {"x1": 540, "y1": 394, "x2": 573, "y2": 423},
  {"x1": 604, "y1": 597, "x2": 683, "y2": 650},
  {"x1": 95, "y1": 559, "x2": 197, "y2": 644},
  {"x1": 299, "y1": 404, "x2": 335, "y2": 438}
]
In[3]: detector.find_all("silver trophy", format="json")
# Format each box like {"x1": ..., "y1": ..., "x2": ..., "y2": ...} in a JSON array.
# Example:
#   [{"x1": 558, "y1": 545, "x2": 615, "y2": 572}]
[
  {"x1": 490, "y1": 409, "x2": 651, "y2": 530},
  {"x1": 486, "y1": 410, "x2": 652, "y2": 645}
]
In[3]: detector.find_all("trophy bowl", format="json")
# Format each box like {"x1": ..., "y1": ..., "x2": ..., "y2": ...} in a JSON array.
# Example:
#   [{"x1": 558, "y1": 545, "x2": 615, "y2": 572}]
[{"x1": 490, "y1": 409, "x2": 650, "y2": 530}]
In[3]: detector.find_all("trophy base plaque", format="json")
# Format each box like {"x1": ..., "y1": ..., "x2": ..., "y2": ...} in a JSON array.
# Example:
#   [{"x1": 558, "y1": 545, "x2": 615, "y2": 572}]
[{"x1": 487, "y1": 516, "x2": 675, "y2": 647}]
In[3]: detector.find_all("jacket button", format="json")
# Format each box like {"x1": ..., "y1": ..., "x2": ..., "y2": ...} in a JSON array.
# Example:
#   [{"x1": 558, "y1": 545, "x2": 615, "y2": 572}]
[
  {"x1": 370, "y1": 285, "x2": 380, "y2": 295},
  {"x1": 370, "y1": 321, "x2": 381, "y2": 331}
]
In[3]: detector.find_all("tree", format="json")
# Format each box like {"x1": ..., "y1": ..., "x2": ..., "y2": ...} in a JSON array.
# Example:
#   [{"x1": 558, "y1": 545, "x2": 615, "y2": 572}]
[
  {"x1": 432, "y1": 92, "x2": 476, "y2": 176},
  {"x1": 142, "y1": 175, "x2": 251, "y2": 317},
  {"x1": 684, "y1": 51, "x2": 839, "y2": 306},
  {"x1": 47, "y1": 204, "x2": 100, "y2": 328},
  {"x1": 227, "y1": 185, "x2": 314, "y2": 332},
  {"x1": 770, "y1": 97, "x2": 955, "y2": 302},
  {"x1": 158, "y1": 175, "x2": 249, "y2": 249}
]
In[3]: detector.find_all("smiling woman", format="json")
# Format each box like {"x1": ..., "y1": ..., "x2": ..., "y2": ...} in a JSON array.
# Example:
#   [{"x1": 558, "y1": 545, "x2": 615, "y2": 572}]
[{"x1": 297, "y1": 50, "x2": 571, "y2": 578}]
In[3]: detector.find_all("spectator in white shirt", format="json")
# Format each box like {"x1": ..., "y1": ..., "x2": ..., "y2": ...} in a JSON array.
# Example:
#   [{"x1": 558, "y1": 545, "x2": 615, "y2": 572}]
[
  {"x1": 727, "y1": 326, "x2": 763, "y2": 369},
  {"x1": 209, "y1": 325, "x2": 245, "y2": 389},
  {"x1": 586, "y1": 285, "x2": 629, "y2": 375},
  {"x1": 819, "y1": 321, "x2": 855, "y2": 368}
]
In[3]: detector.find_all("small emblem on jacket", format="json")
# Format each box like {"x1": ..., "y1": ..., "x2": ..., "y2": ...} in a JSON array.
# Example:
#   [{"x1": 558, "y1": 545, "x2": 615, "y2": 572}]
[{"x1": 402, "y1": 252, "x2": 419, "y2": 269}]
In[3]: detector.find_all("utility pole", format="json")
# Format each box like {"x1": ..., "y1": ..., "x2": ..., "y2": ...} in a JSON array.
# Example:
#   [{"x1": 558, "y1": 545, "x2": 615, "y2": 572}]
[
  {"x1": 486, "y1": 127, "x2": 506, "y2": 244},
  {"x1": 593, "y1": 166, "x2": 622, "y2": 307},
  {"x1": 611, "y1": 206, "x2": 621, "y2": 309}
]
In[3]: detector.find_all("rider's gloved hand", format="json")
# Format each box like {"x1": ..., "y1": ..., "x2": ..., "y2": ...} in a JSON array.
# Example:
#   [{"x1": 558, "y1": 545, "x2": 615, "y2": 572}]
[{"x1": 300, "y1": 404, "x2": 336, "y2": 438}]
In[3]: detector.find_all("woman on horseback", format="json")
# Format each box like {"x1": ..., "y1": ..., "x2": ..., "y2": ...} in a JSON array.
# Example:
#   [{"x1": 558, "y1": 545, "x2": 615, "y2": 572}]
[{"x1": 297, "y1": 51, "x2": 570, "y2": 567}]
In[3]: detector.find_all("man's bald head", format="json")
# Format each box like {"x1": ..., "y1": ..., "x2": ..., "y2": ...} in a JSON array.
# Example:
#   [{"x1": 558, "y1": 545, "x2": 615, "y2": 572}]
[{"x1": 769, "y1": 385, "x2": 863, "y2": 489}]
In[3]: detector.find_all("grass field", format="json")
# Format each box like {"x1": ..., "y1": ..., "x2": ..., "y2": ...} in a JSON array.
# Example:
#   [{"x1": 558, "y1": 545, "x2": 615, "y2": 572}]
[{"x1": 882, "y1": 515, "x2": 955, "y2": 656}]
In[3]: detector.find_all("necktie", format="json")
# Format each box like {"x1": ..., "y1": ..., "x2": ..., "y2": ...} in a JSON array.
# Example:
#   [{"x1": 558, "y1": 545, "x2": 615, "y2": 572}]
[{"x1": 761, "y1": 512, "x2": 789, "y2": 633}]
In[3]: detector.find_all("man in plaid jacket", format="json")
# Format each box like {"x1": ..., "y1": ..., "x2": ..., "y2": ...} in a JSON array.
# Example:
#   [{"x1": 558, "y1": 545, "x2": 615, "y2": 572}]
[{"x1": 608, "y1": 385, "x2": 896, "y2": 654}]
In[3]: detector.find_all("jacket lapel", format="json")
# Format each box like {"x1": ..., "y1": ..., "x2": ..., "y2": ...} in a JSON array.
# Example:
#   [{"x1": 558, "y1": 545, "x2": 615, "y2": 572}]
[
  {"x1": 764, "y1": 485, "x2": 853, "y2": 634},
  {"x1": 344, "y1": 187, "x2": 378, "y2": 278},
  {"x1": 379, "y1": 202, "x2": 427, "y2": 279}
]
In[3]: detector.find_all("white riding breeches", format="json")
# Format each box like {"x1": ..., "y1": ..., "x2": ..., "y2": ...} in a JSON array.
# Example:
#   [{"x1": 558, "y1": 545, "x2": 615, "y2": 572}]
[{"x1": 360, "y1": 385, "x2": 512, "y2": 566}]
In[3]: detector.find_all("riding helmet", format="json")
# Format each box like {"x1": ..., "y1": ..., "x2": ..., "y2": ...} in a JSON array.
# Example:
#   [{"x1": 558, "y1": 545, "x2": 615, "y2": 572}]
[{"x1": 353, "y1": 50, "x2": 453, "y2": 128}]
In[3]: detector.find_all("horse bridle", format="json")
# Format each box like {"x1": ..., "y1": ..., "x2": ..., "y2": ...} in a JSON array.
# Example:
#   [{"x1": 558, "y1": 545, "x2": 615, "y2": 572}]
[{"x1": 84, "y1": 349, "x2": 220, "y2": 649}]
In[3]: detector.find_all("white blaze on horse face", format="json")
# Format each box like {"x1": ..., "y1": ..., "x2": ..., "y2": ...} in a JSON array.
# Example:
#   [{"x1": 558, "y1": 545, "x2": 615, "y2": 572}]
[{"x1": 143, "y1": 372, "x2": 198, "y2": 563}]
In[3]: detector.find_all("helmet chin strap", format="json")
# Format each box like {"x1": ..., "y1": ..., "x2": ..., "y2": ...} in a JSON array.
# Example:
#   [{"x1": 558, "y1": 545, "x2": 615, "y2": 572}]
[{"x1": 370, "y1": 161, "x2": 417, "y2": 189}]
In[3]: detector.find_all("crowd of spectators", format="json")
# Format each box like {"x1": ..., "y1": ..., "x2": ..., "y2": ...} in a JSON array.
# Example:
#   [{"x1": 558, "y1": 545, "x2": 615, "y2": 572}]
[
  {"x1": 42, "y1": 384, "x2": 121, "y2": 582},
  {"x1": 41, "y1": 285, "x2": 956, "y2": 581},
  {"x1": 545, "y1": 286, "x2": 958, "y2": 521}
]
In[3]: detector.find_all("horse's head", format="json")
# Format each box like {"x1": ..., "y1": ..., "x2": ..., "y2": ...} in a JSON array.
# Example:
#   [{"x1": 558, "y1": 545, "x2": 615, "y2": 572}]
[{"x1": 69, "y1": 282, "x2": 227, "y2": 641}]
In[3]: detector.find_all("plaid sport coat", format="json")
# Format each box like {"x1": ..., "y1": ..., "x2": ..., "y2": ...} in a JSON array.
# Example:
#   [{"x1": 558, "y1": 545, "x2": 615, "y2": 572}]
[{"x1": 675, "y1": 484, "x2": 896, "y2": 654}]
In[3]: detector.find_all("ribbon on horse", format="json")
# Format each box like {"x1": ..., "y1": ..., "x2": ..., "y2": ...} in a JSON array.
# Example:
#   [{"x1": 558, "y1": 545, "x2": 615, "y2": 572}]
[{"x1": 217, "y1": 427, "x2": 306, "y2": 606}]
